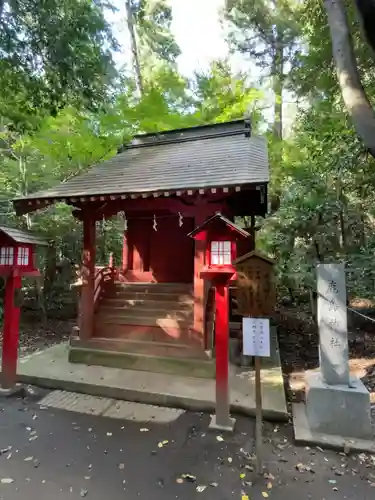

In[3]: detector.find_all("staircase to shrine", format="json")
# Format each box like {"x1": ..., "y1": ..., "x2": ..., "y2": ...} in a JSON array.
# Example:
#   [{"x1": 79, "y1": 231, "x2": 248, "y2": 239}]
[{"x1": 69, "y1": 281, "x2": 215, "y2": 377}]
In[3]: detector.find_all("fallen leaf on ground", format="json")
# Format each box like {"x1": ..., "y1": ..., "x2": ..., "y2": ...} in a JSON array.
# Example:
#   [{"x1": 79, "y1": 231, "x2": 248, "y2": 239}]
[
  {"x1": 80, "y1": 488, "x2": 88, "y2": 497},
  {"x1": 262, "y1": 492, "x2": 269, "y2": 498},
  {"x1": 264, "y1": 473, "x2": 275, "y2": 480},
  {"x1": 84, "y1": 477, "x2": 91, "y2": 480},
  {"x1": 118, "y1": 463, "x2": 125, "y2": 470},
  {"x1": 240, "y1": 473, "x2": 246, "y2": 479},
  {"x1": 106, "y1": 433, "x2": 112, "y2": 437},
  {"x1": 328, "y1": 480, "x2": 337, "y2": 485},
  {"x1": 216, "y1": 436, "x2": 224, "y2": 442},
  {"x1": 181, "y1": 474, "x2": 196, "y2": 483},
  {"x1": 210, "y1": 482, "x2": 218, "y2": 487},
  {"x1": 267, "y1": 482, "x2": 272, "y2": 489},
  {"x1": 29, "y1": 436, "x2": 38, "y2": 442},
  {"x1": 158, "y1": 440, "x2": 169, "y2": 448},
  {"x1": 196, "y1": 485, "x2": 207, "y2": 492},
  {"x1": 228, "y1": 457, "x2": 233, "y2": 463},
  {"x1": 24, "y1": 457, "x2": 33, "y2": 462},
  {"x1": 140, "y1": 428, "x2": 149, "y2": 432},
  {"x1": 1, "y1": 478, "x2": 14, "y2": 484},
  {"x1": 241, "y1": 496, "x2": 249, "y2": 500},
  {"x1": 176, "y1": 478, "x2": 184, "y2": 484}
]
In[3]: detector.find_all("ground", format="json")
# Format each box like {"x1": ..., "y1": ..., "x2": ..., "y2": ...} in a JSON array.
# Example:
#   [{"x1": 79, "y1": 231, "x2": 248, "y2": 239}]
[
  {"x1": 1, "y1": 309, "x2": 375, "y2": 498},
  {"x1": 0, "y1": 390, "x2": 374, "y2": 500}
]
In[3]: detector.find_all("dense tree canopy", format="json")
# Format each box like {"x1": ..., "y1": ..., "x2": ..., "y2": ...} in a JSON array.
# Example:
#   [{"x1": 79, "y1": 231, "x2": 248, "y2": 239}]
[{"x1": 1, "y1": 0, "x2": 375, "y2": 315}]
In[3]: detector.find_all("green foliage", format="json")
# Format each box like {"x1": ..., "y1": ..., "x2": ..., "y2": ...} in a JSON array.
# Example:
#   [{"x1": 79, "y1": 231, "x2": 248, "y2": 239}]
[
  {"x1": 192, "y1": 61, "x2": 263, "y2": 126},
  {"x1": 133, "y1": 0, "x2": 181, "y2": 63},
  {"x1": 0, "y1": 0, "x2": 118, "y2": 128},
  {"x1": 1, "y1": 0, "x2": 375, "y2": 319}
]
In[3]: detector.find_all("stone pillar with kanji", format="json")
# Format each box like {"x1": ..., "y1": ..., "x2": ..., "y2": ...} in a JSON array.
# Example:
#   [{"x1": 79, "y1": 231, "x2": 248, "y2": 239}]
[{"x1": 295, "y1": 263, "x2": 373, "y2": 444}]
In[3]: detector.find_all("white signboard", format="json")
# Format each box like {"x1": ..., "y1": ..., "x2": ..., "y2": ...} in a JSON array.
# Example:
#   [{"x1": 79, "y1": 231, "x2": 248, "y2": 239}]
[{"x1": 242, "y1": 318, "x2": 271, "y2": 357}]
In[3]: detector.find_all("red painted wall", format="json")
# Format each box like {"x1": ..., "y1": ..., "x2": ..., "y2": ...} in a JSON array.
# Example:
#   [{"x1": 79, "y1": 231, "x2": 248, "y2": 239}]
[{"x1": 124, "y1": 213, "x2": 194, "y2": 283}]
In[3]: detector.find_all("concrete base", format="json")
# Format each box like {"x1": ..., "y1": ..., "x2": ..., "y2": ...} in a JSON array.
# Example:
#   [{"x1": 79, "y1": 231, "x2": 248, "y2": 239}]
[
  {"x1": 0, "y1": 384, "x2": 26, "y2": 398},
  {"x1": 17, "y1": 343, "x2": 288, "y2": 421},
  {"x1": 305, "y1": 371, "x2": 373, "y2": 440},
  {"x1": 293, "y1": 403, "x2": 375, "y2": 453},
  {"x1": 208, "y1": 414, "x2": 236, "y2": 433}
]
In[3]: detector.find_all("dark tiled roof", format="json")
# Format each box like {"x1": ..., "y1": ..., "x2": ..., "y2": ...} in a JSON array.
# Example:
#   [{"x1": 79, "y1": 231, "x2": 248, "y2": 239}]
[
  {"x1": 14, "y1": 120, "x2": 268, "y2": 202},
  {"x1": 0, "y1": 226, "x2": 47, "y2": 246}
]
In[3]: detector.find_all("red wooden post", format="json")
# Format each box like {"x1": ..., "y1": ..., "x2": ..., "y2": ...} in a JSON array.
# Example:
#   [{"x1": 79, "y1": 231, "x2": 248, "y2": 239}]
[
  {"x1": 193, "y1": 210, "x2": 210, "y2": 344},
  {"x1": 214, "y1": 282, "x2": 230, "y2": 427},
  {"x1": 2, "y1": 273, "x2": 21, "y2": 389},
  {"x1": 79, "y1": 215, "x2": 96, "y2": 340},
  {"x1": 122, "y1": 231, "x2": 128, "y2": 273}
]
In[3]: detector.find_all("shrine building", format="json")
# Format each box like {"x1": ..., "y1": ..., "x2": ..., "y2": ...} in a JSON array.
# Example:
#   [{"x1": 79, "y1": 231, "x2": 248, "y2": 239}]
[{"x1": 13, "y1": 119, "x2": 269, "y2": 374}]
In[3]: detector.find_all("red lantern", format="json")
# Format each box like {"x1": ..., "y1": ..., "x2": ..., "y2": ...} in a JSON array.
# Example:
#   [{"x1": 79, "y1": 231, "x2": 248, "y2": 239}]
[
  {"x1": 0, "y1": 226, "x2": 46, "y2": 390},
  {"x1": 189, "y1": 212, "x2": 250, "y2": 431}
]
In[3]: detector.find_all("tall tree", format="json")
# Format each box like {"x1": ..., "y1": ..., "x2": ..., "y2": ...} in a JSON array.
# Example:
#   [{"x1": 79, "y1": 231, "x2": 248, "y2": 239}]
[
  {"x1": 225, "y1": 0, "x2": 300, "y2": 140},
  {"x1": 125, "y1": 0, "x2": 180, "y2": 96},
  {"x1": 323, "y1": 0, "x2": 375, "y2": 158},
  {"x1": 125, "y1": 0, "x2": 144, "y2": 95},
  {"x1": 0, "y1": 0, "x2": 118, "y2": 127}
]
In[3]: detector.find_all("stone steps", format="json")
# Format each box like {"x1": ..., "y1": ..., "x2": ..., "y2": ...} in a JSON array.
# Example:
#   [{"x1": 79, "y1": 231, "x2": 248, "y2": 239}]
[
  {"x1": 71, "y1": 336, "x2": 208, "y2": 360},
  {"x1": 108, "y1": 291, "x2": 194, "y2": 302},
  {"x1": 95, "y1": 314, "x2": 192, "y2": 328}
]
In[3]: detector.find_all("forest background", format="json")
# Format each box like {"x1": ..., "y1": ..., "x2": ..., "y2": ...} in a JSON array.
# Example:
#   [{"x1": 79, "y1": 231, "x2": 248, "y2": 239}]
[{"x1": 1, "y1": 0, "x2": 375, "y2": 319}]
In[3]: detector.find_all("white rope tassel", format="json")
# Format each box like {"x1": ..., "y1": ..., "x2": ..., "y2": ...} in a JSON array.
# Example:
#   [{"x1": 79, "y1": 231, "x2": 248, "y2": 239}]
[
  {"x1": 153, "y1": 214, "x2": 157, "y2": 232},
  {"x1": 123, "y1": 212, "x2": 128, "y2": 232},
  {"x1": 178, "y1": 211, "x2": 183, "y2": 227}
]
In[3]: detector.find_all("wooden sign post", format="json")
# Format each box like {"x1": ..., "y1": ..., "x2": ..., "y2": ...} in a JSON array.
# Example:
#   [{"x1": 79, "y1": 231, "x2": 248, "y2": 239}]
[
  {"x1": 243, "y1": 317, "x2": 271, "y2": 474},
  {"x1": 234, "y1": 250, "x2": 276, "y2": 475}
]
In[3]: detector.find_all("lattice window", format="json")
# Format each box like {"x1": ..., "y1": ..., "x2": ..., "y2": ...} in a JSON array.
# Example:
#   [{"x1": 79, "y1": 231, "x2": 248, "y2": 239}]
[
  {"x1": 17, "y1": 246, "x2": 29, "y2": 266},
  {"x1": 211, "y1": 241, "x2": 231, "y2": 265},
  {"x1": 0, "y1": 247, "x2": 14, "y2": 265}
]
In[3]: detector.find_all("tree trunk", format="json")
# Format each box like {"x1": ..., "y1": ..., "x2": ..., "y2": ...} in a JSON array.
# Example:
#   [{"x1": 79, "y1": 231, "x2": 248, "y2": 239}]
[
  {"x1": 272, "y1": 30, "x2": 284, "y2": 140},
  {"x1": 324, "y1": 0, "x2": 375, "y2": 158},
  {"x1": 125, "y1": 0, "x2": 144, "y2": 96}
]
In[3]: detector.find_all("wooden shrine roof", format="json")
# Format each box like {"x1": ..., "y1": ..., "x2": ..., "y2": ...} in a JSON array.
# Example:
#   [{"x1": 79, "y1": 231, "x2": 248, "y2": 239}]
[
  {"x1": 13, "y1": 119, "x2": 269, "y2": 214},
  {"x1": 0, "y1": 226, "x2": 47, "y2": 246}
]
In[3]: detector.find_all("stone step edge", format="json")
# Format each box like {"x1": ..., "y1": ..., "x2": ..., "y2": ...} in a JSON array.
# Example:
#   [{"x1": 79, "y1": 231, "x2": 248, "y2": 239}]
[{"x1": 71, "y1": 336, "x2": 199, "y2": 351}]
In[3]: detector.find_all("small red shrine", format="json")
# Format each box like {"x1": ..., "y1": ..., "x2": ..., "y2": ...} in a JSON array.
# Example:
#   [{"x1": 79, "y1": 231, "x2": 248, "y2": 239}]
[{"x1": 12, "y1": 119, "x2": 269, "y2": 374}]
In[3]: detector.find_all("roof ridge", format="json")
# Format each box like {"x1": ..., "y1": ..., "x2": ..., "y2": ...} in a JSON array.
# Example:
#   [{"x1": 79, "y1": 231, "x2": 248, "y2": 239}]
[{"x1": 125, "y1": 128, "x2": 247, "y2": 151}]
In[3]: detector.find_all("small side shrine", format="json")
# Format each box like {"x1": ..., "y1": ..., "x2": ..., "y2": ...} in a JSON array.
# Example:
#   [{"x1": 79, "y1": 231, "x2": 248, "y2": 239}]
[
  {"x1": 189, "y1": 212, "x2": 250, "y2": 431},
  {"x1": 0, "y1": 226, "x2": 46, "y2": 389}
]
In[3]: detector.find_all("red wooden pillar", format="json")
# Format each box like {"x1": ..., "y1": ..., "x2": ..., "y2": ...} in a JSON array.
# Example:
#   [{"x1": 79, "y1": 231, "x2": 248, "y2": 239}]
[
  {"x1": 122, "y1": 231, "x2": 128, "y2": 273},
  {"x1": 214, "y1": 282, "x2": 231, "y2": 428},
  {"x1": 193, "y1": 213, "x2": 207, "y2": 344},
  {"x1": 2, "y1": 273, "x2": 21, "y2": 388},
  {"x1": 79, "y1": 215, "x2": 96, "y2": 340}
]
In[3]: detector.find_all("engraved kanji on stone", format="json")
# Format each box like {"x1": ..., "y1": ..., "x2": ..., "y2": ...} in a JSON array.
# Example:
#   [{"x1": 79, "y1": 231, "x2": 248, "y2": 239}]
[
  {"x1": 328, "y1": 299, "x2": 339, "y2": 313},
  {"x1": 327, "y1": 280, "x2": 339, "y2": 294},
  {"x1": 328, "y1": 317, "x2": 338, "y2": 327},
  {"x1": 330, "y1": 336, "x2": 341, "y2": 348}
]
